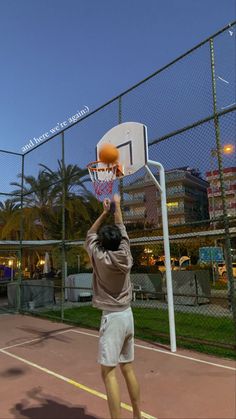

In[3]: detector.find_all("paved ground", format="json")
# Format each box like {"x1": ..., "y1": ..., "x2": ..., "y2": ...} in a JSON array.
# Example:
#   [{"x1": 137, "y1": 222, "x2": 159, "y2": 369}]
[{"x1": 0, "y1": 314, "x2": 235, "y2": 419}]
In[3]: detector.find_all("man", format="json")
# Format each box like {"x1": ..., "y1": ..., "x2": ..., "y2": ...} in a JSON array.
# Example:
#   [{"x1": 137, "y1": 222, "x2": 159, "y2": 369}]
[{"x1": 85, "y1": 194, "x2": 142, "y2": 419}]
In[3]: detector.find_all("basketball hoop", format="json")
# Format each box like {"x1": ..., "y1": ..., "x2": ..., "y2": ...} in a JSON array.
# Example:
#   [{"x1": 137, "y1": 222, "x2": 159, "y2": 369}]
[{"x1": 87, "y1": 161, "x2": 118, "y2": 198}]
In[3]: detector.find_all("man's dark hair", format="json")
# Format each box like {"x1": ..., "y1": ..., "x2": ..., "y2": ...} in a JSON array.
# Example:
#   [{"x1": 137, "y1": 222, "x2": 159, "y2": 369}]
[{"x1": 98, "y1": 224, "x2": 122, "y2": 251}]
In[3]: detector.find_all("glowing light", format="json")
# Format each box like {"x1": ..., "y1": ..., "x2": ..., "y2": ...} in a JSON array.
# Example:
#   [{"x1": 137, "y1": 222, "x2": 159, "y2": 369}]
[
  {"x1": 222, "y1": 144, "x2": 234, "y2": 154},
  {"x1": 144, "y1": 247, "x2": 153, "y2": 254},
  {"x1": 167, "y1": 202, "x2": 179, "y2": 208}
]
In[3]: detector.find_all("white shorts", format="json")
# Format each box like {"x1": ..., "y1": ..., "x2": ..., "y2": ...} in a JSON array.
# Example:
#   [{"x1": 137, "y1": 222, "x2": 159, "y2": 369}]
[{"x1": 98, "y1": 307, "x2": 134, "y2": 366}]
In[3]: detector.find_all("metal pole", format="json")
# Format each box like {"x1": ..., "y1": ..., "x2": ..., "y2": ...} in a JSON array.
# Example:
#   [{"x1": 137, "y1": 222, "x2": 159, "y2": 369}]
[
  {"x1": 210, "y1": 155, "x2": 216, "y2": 285},
  {"x1": 77, "y1": 255, "x2": 80, "y2": 272},
  {"x1": 145, "y1": 161, "x2": 176, "y2": 352},
  {"x1": 209, "y1": 38, "x2": 236, "y2": 325},
  {"x1": 210, "y1": 151, "x2": 217, "y2": 233},
  {"x1": 118, "y1": 96, "x2": 124, "y2": 209},
  {"x1": 18, "y1": 154, "x2": 25, "y2": 312},
  {"x1": 61, "y1": 131, "x2": 66, "y2": 321}
]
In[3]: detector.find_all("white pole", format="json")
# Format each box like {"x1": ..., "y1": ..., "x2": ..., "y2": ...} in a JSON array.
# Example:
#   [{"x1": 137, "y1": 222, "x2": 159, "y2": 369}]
[
  {"x1": 145, "y1": 161, "x2": 177, "y2": 352},
  {"x1": 77, "y1": 255, "x2": 80, "y2": 273},
  {"x1": 64, "y1": 262, "x2": 68, "y2": 301}
]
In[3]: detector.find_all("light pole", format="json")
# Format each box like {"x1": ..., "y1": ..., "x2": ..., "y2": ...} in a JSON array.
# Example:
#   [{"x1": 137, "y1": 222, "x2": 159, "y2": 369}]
[
  {"x1": 210, "y1": 144, "x2": 235, "y2": 228},
  {"x1": 210, "y1": 144, "x2": 235, "y2": 283},
  {"x1": 210, "y1": 149, "x2": 217, "y2": 234}
]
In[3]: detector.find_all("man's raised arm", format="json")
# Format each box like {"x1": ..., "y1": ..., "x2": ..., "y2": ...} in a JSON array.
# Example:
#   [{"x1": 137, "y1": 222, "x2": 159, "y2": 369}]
[
  {"x1": 113, "y1": 193, "x2": 123, "y2": 225},
  {"x1": 88, "y1": 198, "x2": 111, "y2": 234}
]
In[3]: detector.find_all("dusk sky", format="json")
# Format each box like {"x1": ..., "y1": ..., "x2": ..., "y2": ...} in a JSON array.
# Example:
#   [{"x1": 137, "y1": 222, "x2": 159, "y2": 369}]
[{"x1": 0, "y1": 0, "x2": 235, "y2": 194}]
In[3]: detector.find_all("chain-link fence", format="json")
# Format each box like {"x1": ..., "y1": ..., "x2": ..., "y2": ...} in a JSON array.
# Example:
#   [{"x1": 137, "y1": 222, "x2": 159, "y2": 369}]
[{"x1": 0, "y1": 22, "x2": 235, "y2": 358}]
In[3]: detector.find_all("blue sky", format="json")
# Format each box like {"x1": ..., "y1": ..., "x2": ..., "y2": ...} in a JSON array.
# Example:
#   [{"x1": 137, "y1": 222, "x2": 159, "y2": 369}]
[
  {"x1": 0, "y1": 0, "x2": 235, "y2": 193},
  {"x1": 0, "y1": 0, "x2": 235, "y2": 151}
]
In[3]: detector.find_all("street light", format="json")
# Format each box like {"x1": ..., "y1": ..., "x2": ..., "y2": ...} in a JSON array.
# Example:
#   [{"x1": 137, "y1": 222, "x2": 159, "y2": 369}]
[
  {"x1": 210, "y1": 143, "x2": 235, "y2": 283},
  {"x1": 211, "y1": 143, "x2": 235, "y2": 160},
  {"x1": 210, "y1": 143, "x2": 235, "y2": 224},
  {"x1": 222, "y1": 144, "x2": 235, "y2": 154}
]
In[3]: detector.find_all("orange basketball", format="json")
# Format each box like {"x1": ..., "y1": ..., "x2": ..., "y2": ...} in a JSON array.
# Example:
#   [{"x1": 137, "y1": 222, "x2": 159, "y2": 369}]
[{"x1": 99, "y1": 143, "x2": 119, "y2": 164}]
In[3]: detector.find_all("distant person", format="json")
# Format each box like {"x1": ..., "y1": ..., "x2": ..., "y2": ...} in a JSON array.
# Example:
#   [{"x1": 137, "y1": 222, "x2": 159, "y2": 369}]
[
  {"x1": 32, "y1": 267, "x2": 41, "y2": 279},
  {"x1": 85, "y1": 194, "x2": 142, "y2": 419}
]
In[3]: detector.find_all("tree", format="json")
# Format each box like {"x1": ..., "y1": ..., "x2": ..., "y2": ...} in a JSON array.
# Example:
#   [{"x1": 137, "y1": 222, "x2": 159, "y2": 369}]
[
  {"x1": 10, "y1": 171, "x2": 53, "y2": 208},
  {"x1": 39, "y1": 160, "x2": 90, "y2": 202},
  {"x1": 0, "y1": 200, "x2": 20, "y2": 239},
  {"x1": 6, "y1": 162, "x2": 102, "y2": 240},
  {"x1": 38, "y1": 161, "x2": 102, "y2": 239}
]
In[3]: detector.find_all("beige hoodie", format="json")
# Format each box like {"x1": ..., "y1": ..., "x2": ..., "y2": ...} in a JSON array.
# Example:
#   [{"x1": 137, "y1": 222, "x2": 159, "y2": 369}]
[{"x1": 85, "y1": 223, "x2": 133, "y2": 311}]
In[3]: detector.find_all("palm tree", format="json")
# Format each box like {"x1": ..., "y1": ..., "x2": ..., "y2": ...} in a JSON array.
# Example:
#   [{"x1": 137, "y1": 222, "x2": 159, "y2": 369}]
[
  {"x1": 0, "y1": 201, "x2": 45, "y2": 241},
  {"x1": 39, "y1": 160, "x2": 93, "y2": 239},
  {"x1": 38, "y1": 192, "x2": 102, "y2": 240},
  {"x1": 64, "y1": 192, "x2": 102, "y2": 239},
  {"x1": 10, "y1": 171, "x2": 52, "y2": 208},
  {"x1": 10, "y1": 171, "x2": 54, "y2": 239},
  {"x1": 8, "y1": 161, "x2": 101, "y2": 240},
  {"x1": 0, "y1": 200, "x2": 20, "y2": 239},
  {"x1": 39, "y1": 160, "x2": 91, "y2": 202}
]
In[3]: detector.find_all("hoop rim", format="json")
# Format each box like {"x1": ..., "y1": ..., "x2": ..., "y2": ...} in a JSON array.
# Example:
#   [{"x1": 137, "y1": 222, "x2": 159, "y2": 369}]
[{"x1": 87, "y1": 160, "x2": 118, "y2": 172}]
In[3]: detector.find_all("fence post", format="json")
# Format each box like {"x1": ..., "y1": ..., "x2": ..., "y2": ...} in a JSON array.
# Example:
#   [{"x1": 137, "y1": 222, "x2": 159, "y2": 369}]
[
  {"x1": 61, "y1": 131, "x2": 66, "y2": 321},
  {"x1": 118, "y1": 96, "x2": 124, "y2": 210},
  {"x1": 209, "y1": 38, "x2": 236, "y2": 329},
  {"x1": 18, "y1": 154, "x2": 25, "y2": 312}
]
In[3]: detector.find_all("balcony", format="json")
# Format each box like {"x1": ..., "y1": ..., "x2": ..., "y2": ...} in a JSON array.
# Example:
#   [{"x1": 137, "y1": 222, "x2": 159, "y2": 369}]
[
  {"x1": 123, "y1": 197, "x2": 145, "y2": 206},
  {"x1": 123, "y1": 209, "x2": 146, "y2": 221},
  {"x1": 207, "y1": 184, "x2": 236, "y2": 196}
]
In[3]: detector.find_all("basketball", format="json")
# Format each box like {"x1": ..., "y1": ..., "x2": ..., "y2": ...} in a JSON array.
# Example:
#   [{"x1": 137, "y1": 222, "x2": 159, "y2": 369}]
[{"x1": 99, "y1": 143, "x2": 119, "y2": 164}]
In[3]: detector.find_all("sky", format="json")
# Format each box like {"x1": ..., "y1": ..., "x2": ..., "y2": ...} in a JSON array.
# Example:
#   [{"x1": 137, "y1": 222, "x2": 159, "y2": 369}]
[{"x1": 0, "y1": 0, "x2": 235, "y2": 193}]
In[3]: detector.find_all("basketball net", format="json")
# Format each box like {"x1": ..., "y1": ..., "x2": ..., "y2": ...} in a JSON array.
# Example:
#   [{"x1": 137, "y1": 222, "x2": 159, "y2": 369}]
[{"x1": 87, "y1": 161, "x2": 123, "y2": 199}]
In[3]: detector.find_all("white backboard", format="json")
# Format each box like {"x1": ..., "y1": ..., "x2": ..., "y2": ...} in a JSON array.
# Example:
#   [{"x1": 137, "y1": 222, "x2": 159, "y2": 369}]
[{"x1": 96, "y1": 122, "x2": 148, "y2": 177}]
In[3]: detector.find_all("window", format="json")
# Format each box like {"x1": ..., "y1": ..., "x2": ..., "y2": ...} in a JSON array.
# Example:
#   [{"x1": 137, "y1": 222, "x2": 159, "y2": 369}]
[
  {"x1": 126, "y1": 192, "x2": 145, "y2": 201},
  {"x1": 166, "y1": 185, "x2": 184, "y2": 195},
  {"x1": 167, "y1": 202, "x2": 181, "y2": 213},
  {"x1": 167, "y1": 202, "x2": 179, "y2": 208}
]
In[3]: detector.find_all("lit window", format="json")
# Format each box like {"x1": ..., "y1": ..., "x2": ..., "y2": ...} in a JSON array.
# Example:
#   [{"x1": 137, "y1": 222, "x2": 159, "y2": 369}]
[{"x1": 167, "y1": 202, "x2": 179, "y2": 207}]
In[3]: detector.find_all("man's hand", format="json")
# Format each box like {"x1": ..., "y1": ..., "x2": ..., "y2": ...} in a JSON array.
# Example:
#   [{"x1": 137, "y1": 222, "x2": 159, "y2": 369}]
[
  {"x1": 88, "y1": 198, "x2": 110, "y2": 234},
  {"x1": 103, "y1": 198, "x2": 111, "y2": 213}
]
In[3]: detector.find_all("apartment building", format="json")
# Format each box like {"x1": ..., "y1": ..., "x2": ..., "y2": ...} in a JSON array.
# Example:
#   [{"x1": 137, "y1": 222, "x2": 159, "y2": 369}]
[
  {"x1": 123, "y1": 167, "x2": 209, "y2": 227},
  {"x1": 206, "y1": 166, "x2": 236, "y2": 220}
]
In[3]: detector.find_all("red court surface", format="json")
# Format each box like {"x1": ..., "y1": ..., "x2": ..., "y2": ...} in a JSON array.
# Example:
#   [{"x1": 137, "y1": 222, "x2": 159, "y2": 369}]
[{"x1": 0, "y1": 314, "x2": 235, "y2": 419}]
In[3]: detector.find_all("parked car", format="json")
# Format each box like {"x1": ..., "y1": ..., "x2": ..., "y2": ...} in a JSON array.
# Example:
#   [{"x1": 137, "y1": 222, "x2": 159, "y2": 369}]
[
  {"x1": 218, "y1": 262, "x2": 236, "y2": 280},
  {"x1": 155, "y1": 256, "x2": 190, "y2": 273}
]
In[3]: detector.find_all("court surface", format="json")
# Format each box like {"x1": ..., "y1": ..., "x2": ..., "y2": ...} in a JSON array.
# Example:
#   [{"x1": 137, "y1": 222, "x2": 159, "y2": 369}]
[{"x1": 0, "y1": 314, "x2": 235, "y2": 419}]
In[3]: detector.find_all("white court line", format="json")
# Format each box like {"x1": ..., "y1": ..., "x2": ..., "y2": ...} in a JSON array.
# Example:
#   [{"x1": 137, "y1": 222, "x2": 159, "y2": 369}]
[
  {"x1": 1, "y1": 327, "x2": 235, "y2": 372},
  {"x1": 134, "y1": 343, "x2": 236, "y2": 371},
  {"x1": 0, "y1": 348, "x2": 156, "y2": 419},
  {"x1": 69, "y1": 329, "x2": 236, "y2": 371},
  {"x1": 0, "y1": 328, "x2": 75, "y2": 351}
]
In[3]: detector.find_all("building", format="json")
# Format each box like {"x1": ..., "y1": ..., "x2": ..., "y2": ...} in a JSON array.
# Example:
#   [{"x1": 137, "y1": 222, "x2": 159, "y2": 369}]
[
  {"x1": 123, "y1": 167, "x2": 209, "y2": 227},
  {"x1": 206, "y1": 167, "x2": 236, "y2": 220}
]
